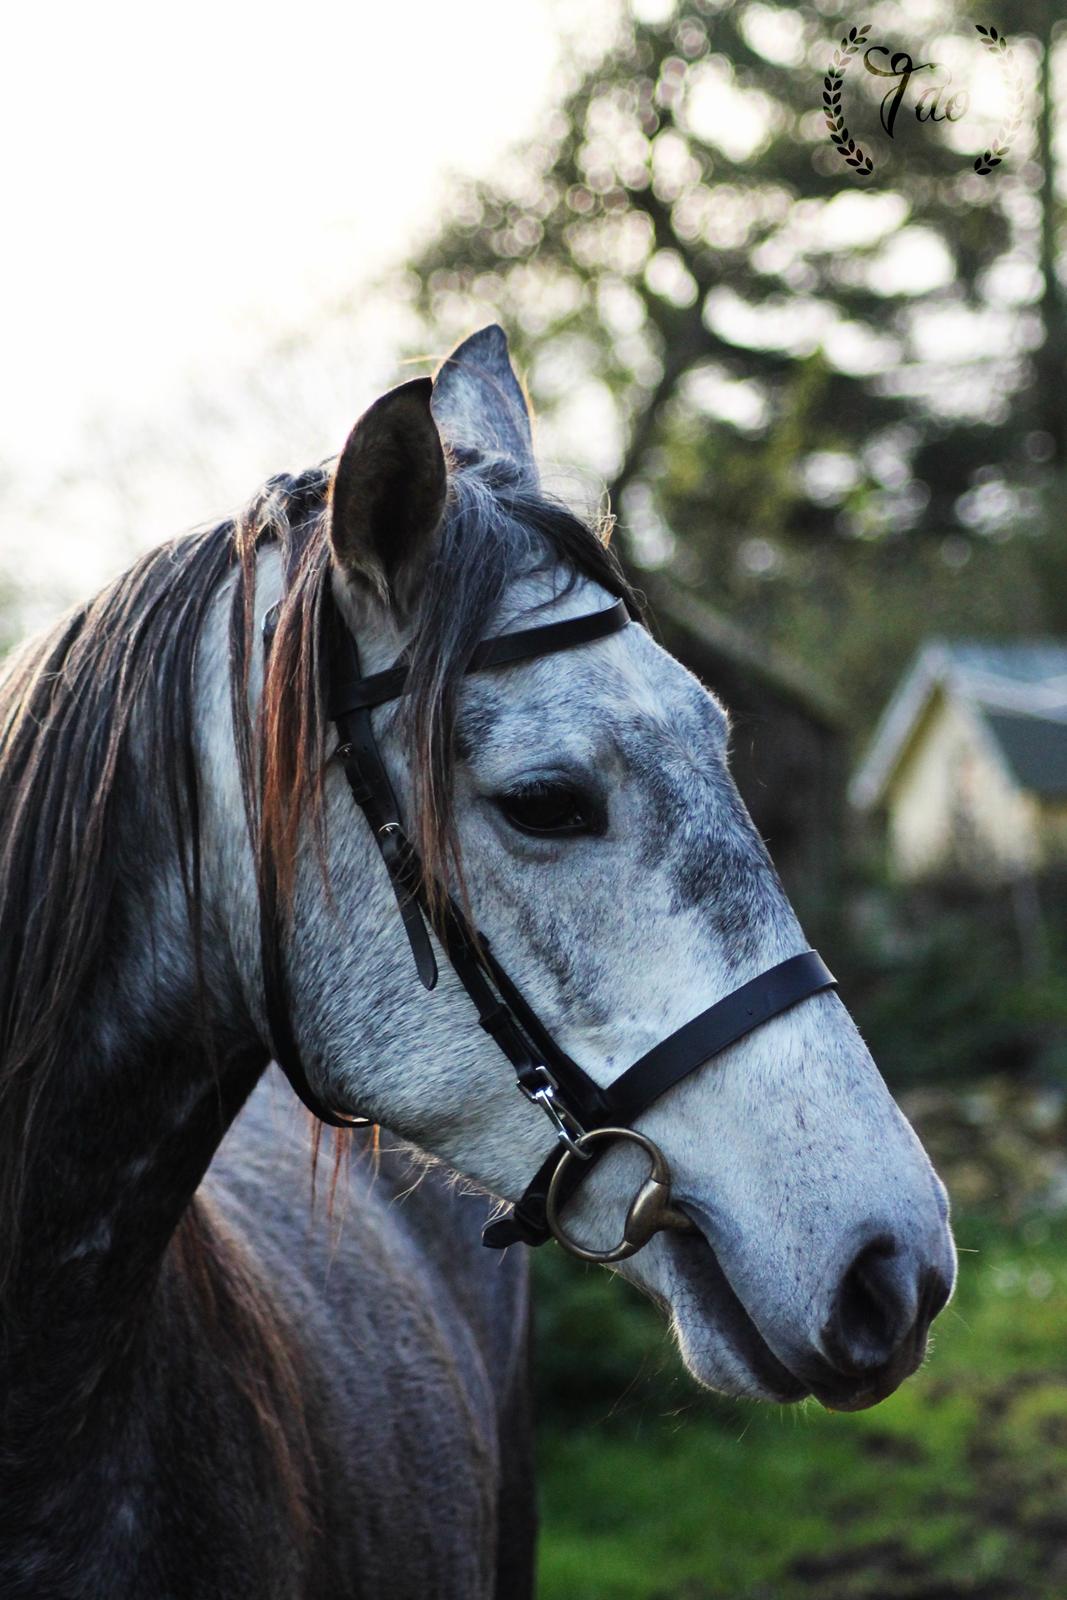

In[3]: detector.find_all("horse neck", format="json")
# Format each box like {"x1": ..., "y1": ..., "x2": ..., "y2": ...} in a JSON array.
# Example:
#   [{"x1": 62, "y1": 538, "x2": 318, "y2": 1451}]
[
  {"x1": 3, "y1": 802, "x2": 266, "y2": 1445},
  {"x1": 0, "y1": 674, "x2": 342, "y2": 1600}
]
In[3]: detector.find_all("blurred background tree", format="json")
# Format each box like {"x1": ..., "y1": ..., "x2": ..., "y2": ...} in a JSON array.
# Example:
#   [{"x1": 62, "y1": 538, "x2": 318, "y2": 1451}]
[{"x1": 402, "y1": 0, "x2": 1067, "y2": 731}]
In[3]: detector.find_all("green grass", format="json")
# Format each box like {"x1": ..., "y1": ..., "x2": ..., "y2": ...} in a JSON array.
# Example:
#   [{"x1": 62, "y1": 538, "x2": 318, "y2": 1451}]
[{"x1": 535, "y1": 1212, "x2": 1067, "y2": 1599}]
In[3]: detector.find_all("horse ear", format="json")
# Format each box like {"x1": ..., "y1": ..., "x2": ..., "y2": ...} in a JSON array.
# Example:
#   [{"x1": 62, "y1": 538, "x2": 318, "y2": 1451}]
[
  {"x1": 431, "y1": 325, "x2": 537, "y2": 483},
  {"x1": 329, "y1": 377, "x2": 448, "y2": 608}
]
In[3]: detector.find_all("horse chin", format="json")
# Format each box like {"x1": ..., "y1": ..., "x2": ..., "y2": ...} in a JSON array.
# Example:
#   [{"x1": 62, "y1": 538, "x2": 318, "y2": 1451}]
[
  {"x1": 639, "y1": 1227, "x2": 925, "y2": 1412},
  {"x1": 645, "y1": 1227, "x2": 811, "y2": 1405}
]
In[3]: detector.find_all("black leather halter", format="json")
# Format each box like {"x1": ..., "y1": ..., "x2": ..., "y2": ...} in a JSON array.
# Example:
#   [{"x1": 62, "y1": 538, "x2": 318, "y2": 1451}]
[{"x1": 259, "y1": 592, "x2": 837, "y2": 1255}]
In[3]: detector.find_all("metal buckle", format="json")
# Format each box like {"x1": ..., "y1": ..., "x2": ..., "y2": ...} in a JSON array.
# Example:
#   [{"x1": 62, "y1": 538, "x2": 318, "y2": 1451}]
[
  {"x1": 520, "y1": 1066, "x2": 591, "y2": 1158},
  {"x1": 545, "y1": 1127, "x2": 696, "y2": 1263}
]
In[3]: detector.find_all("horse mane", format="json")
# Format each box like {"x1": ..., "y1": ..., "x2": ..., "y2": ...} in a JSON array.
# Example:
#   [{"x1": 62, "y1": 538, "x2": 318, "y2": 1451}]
[
  {"x1": 169, "y1": 1194, "x2": 318, "y2": 1544},
  {"x1": 0, "y1": 447, "x2": 636, "y2": 1291}
]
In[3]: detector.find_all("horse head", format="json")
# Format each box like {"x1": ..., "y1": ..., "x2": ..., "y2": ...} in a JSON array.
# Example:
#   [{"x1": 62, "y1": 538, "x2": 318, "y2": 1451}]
[{"x1": 203, "y1": 325, "x2": 955, "y2": 1412}]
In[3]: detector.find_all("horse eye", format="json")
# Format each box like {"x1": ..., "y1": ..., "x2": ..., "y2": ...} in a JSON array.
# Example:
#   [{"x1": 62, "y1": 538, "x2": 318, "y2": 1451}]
[{"x1": 495, "y1": 782, "x2": 600, "y2": 839}]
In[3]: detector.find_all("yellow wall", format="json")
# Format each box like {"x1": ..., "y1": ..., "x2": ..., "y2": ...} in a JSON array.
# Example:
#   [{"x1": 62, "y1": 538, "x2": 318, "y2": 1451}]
[{"x1": 886, "y1": 692, "x2": 1040, "y2": 880}]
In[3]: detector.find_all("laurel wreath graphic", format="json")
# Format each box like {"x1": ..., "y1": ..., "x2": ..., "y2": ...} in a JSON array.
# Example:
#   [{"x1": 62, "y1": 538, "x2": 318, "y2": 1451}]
[
  {"x1": 824, "y1": 24, "x2": 874, "y2": 176},
  {"x1": 974, "y1": 25, "x2": 1023, "y2": 175}
]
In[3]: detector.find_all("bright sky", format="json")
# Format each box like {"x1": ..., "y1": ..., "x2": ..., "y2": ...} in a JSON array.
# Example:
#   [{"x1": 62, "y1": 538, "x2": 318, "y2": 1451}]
[
  {"x1": 1, "y1": 0, "x2": 612, "y2": 609},
  {"x1": 0, "y1": 2, "x2": 1052, "y2": 619}
]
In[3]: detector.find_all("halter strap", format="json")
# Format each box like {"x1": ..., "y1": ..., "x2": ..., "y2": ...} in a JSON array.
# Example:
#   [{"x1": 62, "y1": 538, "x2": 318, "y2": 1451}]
[
  {"x1": 482, "y1": 951, "x2": 836, "y2": 1248},
  {"x1": 258, "y1": 597, "x2": 633, "y2": 1128},
  {"x1": 259, "y1": 587, "x2": 838, "y2": 1250}
]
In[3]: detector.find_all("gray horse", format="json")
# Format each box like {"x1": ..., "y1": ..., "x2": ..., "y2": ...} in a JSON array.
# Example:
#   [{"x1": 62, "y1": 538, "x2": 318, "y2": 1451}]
[{"x1": 0, "y1": 326, "x2": 955, "y2": 1598}]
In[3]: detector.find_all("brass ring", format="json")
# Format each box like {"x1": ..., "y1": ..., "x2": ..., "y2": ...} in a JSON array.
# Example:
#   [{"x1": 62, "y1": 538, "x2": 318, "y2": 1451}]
[{"x1": 544, "y1": 1126, "x2": 695, "y2": 1263}]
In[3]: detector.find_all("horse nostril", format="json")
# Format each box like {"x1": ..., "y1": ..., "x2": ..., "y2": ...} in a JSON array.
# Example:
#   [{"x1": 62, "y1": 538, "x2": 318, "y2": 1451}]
[
  {"x1": 824, "y1": 1234, "x2": 919, "y2": 1375},
  {"x1": 918, "y1": 1260, "x2": 953, "y2": 1326}
]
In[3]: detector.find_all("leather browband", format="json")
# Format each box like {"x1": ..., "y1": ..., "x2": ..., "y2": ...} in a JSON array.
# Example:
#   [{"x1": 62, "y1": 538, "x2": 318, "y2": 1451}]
[
  {"x1": 259, "y1": 588, "x2": 838, "y2": 1251},
  {"x1": 329, "y1": 597, "x2": 631, "y2": 717}
]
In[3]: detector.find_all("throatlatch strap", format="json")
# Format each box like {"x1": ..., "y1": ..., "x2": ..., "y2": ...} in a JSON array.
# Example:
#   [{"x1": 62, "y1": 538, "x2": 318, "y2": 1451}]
[
  {"x1": 332, "y1": 681, "x2": 440, "y2": 993},
  {"x1": 262, "y1": 595, "x2": 634, "y2": 1128},
  {"x1": 258, "y1": 609, "x2": 370, "y2": 1129},
  {"x1": 482, "y1": 951, "x2": 837, "y2": 1250}
]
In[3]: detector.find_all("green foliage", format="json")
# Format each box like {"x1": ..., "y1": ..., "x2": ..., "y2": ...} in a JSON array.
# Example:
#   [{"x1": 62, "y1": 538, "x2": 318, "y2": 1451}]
[
  {"x1": 535, "y1": 1214, "x2": 1067, "y2": 1598},
  {"x1": 534, "y1": 1245, "x2": 678, "y2": 1423},
  {"x1": 828, "y1": 874, "x2": 1067, "y2": 1087}
]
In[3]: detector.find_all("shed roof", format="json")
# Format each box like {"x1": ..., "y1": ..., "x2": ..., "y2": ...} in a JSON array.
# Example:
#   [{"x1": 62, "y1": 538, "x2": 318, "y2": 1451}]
[
  {"x1": 850, "y1": 640, "x2": 1067, "y2": 809},
  {"x1": 982, "y1": 710, "x2": 1067, "y2": 799}
]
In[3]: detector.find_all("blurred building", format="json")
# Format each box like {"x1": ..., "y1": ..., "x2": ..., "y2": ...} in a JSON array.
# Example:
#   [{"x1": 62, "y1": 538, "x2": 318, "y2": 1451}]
[{"x1": 850, "y1": 641, "x2": 1067, "y2": 881}]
